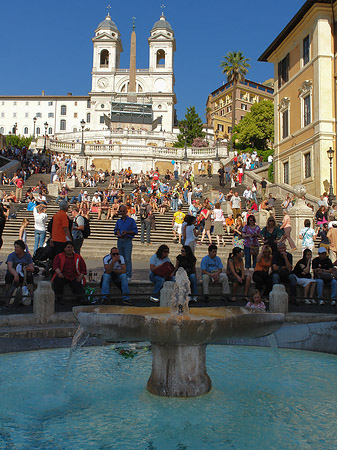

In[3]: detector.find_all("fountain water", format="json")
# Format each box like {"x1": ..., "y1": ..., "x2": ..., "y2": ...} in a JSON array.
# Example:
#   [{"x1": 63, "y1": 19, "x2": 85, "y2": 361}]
[{"x1": 73, "y1": 268, "x2": 284, "y2": 397}]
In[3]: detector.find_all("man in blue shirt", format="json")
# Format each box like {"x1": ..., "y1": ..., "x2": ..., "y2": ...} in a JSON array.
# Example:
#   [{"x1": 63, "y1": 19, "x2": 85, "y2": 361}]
[
  {"x1": 200, "y1": 244, "x2": 230, "y2": 302},
  {"x1": 114, "y1": 205, "x2": 138, "y2": 281}
]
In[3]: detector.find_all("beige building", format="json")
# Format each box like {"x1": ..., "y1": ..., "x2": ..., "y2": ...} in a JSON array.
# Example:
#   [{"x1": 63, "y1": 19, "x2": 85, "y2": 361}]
[
  {"x1": 259, "y1": 0, "x2": 337, "y2": 197},
  {"x1": 206, "y1": 78, "x2": 274, "y2": 140}
]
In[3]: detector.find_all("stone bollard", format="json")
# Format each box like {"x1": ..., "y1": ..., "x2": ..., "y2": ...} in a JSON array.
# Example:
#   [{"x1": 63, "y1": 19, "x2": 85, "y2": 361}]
[
  {"x1": 47, "y1": 183, "x2": 59, "y2": 197},
  {"x1": 160, "y1": 281, "x2": 175, "y2": 307},
  {"x1": 269, "y1": 284, "x2": 288, "y2": 314},
  {"x1": 33, "y1": 281, "x2": 55, "y2": 324}
]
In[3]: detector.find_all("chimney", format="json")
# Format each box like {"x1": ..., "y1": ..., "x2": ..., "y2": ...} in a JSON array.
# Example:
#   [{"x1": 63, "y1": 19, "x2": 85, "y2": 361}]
[
  {"x1": 42, "y1": 90, "x2": 45, "y2": 96},
  {"x1": 67, "y1": 92, "x2": 72, "y2": 96}
]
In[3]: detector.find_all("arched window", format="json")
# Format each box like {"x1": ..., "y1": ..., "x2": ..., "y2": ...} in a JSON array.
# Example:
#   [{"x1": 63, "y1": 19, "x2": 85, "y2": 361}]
[
  {"x1": 0, "y1": 127, "x2": 4, "y2": 134},
  {"x1": 73, "y1": 127, "x2": 77, "y2": 132},
  {"x1": 36, "y1": 127, "x2": 41, "y2": 135},
  {"x1": 156, "y1": 49, "x2": 165, "y2": 67},
  {"x1": 60, "y1": 120, "x2": 66, "y2": 131},
  {"x1": 100, "y1": 49, "x2": 109, "y2": 67},
  {"x1": 24, "y1": 127, "x2": 28, "y2": 134},
  {"x1": 48, "y1": 127, "x2": 52, "y2": 134},
  {"x1": 61, "y1": 105, "x2": 67, "y2": 115}
]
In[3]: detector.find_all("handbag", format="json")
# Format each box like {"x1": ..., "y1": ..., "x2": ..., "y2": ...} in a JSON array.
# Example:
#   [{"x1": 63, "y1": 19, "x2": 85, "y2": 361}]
[
  {"x1": 250, "y1": 245, "x2": 259, "y2": 256},
  {"x1": 152, "y1": 261, "x2": 175, "y2": 280}
]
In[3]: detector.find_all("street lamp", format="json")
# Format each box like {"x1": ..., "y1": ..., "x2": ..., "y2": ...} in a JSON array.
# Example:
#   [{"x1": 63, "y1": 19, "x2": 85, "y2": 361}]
[
  {"x1": 43, "y1": 121, "x2": 48, "y2": 153},
  {"x1": 215, "y1": 130, "x2": 220, "y2": 161},
  {"x1": 327, "y1": 147, "x2": 336, "y2": 205},
  {"x1": 80, "y1": 119, "x2": 86, "y2": 155},
  {"x1": 183, "y1": 124, "x2": 188, "y2": 160},
  {"x1": 32, "y1": 117, "x2": 37, "y2": 142},
  {"x1": 13, "y1": 123, "x2": 17, "y2": 135}
]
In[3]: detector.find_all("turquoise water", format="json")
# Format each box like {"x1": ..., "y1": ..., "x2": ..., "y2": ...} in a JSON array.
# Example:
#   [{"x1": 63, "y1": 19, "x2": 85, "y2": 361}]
[{"x1": 1, "y1": 345, "x2": 337, "y2": 449}]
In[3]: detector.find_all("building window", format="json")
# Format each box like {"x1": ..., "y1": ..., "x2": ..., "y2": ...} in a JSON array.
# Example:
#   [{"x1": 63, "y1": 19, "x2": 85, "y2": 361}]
[
  {"x1": 86, "y1": 113, "x2": 91, "y2": 123},
  {"x1": 278, "y1": 53, "x2": 289, "y2": 88},
  {"x1": 100, "y1": 116, "x2": 105, "y2": 124},
  {"x1": 228, "y1": 126, "x2": 232, "y2": 134},
  {"x1": 74, "y1": 113, "x2": 78, "y2": 118},
  {"x1": 38, "y1": 102, "x2": 40, "y2": 105},
  {"x1": 36, "y1": 127, "x2": 41, "y2": 135},
  {"x1": 284, "y1": 162, "x2": 289, "y2": 184},
  {"x1": 1, "y1": 102, "x2": 4, "y2": 105},
  {"x1": 36, "y1": 113, "x2": 42, "y2": 118},
  {"x1": 282, "y1": 110, "x2": 289, "y2": 139},
  {"x1": 60, "y1": 119, "x2": 66, "y2": 130},
  {"x1": 48, "y1": 113, "x2": 54, "y2": 118},
  {"x1": 303, "y1": 95, "x2": 311, "y2": 126},
  {"x1": 48, "y1": 101, "x2": 53, "y2": 106},
  {"x1": 227, "y1": 105, "x2": 232, "y2": 113},
  {"x1": 303, "y1": 35, "x2": 310, "y2": 66},
  {"x1": 25, "y1": 113, "x2": 29, "y2": 118},
  {"x1": 156, "y1": 49, "x2": 165, "y2": 67},
  {"x1": 241, "y1": 104, "x2": 248, "y2": 111},
  {"x1": 74, "y1": 102, "x2": 77, "y2": 106},
  {"x1": 48, "y1": 127, "x2": 52, "y2": 134},
  {"x1": 217, "y1": 124, "x2": 224, "y2": 132},
  {"x1": 304, "y1": 153, "x2": 311, "y2": 178},
  {"x1": 0, "y1": 113, "x2": 4, "y2": 118},
  {"x1": 13, "y1": 102, "x2": 16, "y2": 106},
  {"x1": 13, "y1": 113, "x2": 16, "y2": 118},
  {"x1": 60, "y1": 105, "x2": 67, "y2": 115},
  {"x1": 100, "y1": 49, "x2": 109, "y2": 67},
  {"x1": 0, "y1": 127, "x2": 4, "y2": 134},
  {"x1": 25, "y1": 102, "x2": 29, "y2": 106},
  {"x1": 24, "y1": 127, "x2": 28, "y2": 134},
  {"x1": 87, "y1": 99, "x2": 91, "y2": 108}
]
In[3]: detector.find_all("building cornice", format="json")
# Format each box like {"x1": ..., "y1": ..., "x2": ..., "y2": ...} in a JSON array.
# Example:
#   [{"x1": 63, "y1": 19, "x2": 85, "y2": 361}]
[{"x1": 0, "y1": 95, "x2": 90, "y2": 100}]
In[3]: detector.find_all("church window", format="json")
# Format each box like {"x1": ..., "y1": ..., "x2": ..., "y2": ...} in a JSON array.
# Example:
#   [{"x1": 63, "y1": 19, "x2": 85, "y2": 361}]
[
  {"x1": 24, "y1": 127, "x2": 28, "y2": 134},
  {"x1": 304, "y1": 153, "x2": 311, "y2": 178},
  {"x1": 48, "y1": 113, "x2": 54, "y2": 118},
  {"x1": 13, "y1": 102, "x2": 16, "y2": 106},
  {"x1": 13, "y1": 113, "x2": 16, "y2": 118},
  {"x1": 100, "y1": 116, "x2": 105, "y2": 124},
  {"x1": 61, "y1": 105, "x2": 67, "y2": 115},
  {"x1": 0, "y1": 113, "x2": 4, "y2": 118},
  {"x1": 25, "y1": 113, "x2": 29, "y2": 118},
  {"x1": 48, "y1": 127, "x2": 52, "y2": 134},
  {"x1": 74, "y1": 113, "x2": 78, "y2": 118},
  {"x1": 101, "y1": 104, "x2": 105, "y2": 109},
  {"x1": 25, "y1": 102, "x2": 29, "y2": 106},
  {"x1": 156, "y1": 49, "x2": 165, "y2": 68},
  {"x1": 60, "y1": 120, "x2": 66, "y2": 130},
  {"x1": 73, "y1": 128, "x2": 77, "y2": 132},
  {"x1": 74, "y1": 101, "x2": 77, "y2": 106},
  {"x1": 48, "y1": 101, "x2": 53, "y2": 106},
  {"x1": 36, "y1": 113, "x2": 42, "y2": 118},
  {"x1": 100, "y1": 50, "x2": 109, "y2": 67},
  {"x1": 87, "y1": 113, "x2": 91, "y2": 123},
  {"x1": 158, "y1": 105, "x2": 162, "y2": 109},
  {"x1": 36, "y1": 127, "x2": 40, "y2": 135},
  {"x1": 0, "y1": 127, "x2": 4, "y2": 134},
  {"x1": 87, "y1": 100, "x2": 91, "y2": 108}
]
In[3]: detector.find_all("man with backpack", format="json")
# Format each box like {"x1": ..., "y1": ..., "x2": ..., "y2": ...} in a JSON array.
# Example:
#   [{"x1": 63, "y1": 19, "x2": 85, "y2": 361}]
[
  {"x1": 140, "y1": 198, "x2": 152, "y2": 245},
  {"x1": 71, "y1": 206, "x2": 89, "y2": 254}
]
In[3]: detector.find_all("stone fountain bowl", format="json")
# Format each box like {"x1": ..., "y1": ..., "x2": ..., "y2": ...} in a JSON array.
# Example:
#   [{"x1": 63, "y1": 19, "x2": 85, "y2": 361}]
[{"x1": 73, "y1": 305, "x2": 284, "y2": 345}]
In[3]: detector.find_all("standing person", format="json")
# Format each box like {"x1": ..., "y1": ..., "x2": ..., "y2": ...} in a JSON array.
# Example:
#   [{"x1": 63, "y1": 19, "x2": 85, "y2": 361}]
[
  {"x1": 175, "y1": 245, "x2": 199, "y2": 302},
  {"x1": 172, "y1": 206, "x2": 185, "y2": 244},
  {"x1": 242, "y1": 215, "x2": 261, "y2": 269},
  {"x1": 140, "y1": 198, "x2": 152, "y2": 245},
  {"x1": 260, "y1": 216, "x2": 283, "y2": 254},
  {"x1": 242, "y1": 187, "x2": 253, "y2": 209},
  {"x1": 200, "y1": 244, "x2": 230, "y2": 302},
  {"x1": 50, "y1": 200, "x2": 72, "y2": 256},
  {"x1": 207, "y1": 161, "x2": 212, "y2": 178},
  {"x1": 149, "y1": 244, "x2": 175, "y2": 302},
  {"x1": 218, "y1": 164, "x2": 225, "y2": 187},
  {"x1": 279, "y1": 210, "x2": 296, "y2": 250},
  {"x1": 230, "y1": 192, "x2": 241, "y2": 220},
  {"x1": 14, "y1": 176, "x2": 24, "y2": 203},
  {"x1": 233, "y1": 216, "x2": 244, "y2": 249},
  {"x1": 183, "y1": 215, "x2": 199, "y2": 254},
  {"x1": 198, "y1": 161, "x2": 203, "y2": 176},
  {"x1": 260, "y1": 177, "x2": 267, "y2": 200},
  {"x1": 71, "y1": 206, "x2": 85, "y2": 254},
  {"x1": 199, "y1": 204, "x2": 212, "y2": 245},
  {"x1": 33, "y1": 204, "x2": 48, "y2": 255},
  {"x1": 225, "y1": 165, "x2": 231, "y2": 184},
  {"x1": 299, "y1": 219, "x2": 317, "y2": 252},
  {"x1": 251, "y1": 180, "x2": 258, "y2": 204},
  {"x1": 19, "y1": 219, "x2": 30, "y2": 252},
  {"x1": 52, "y1": 241, "x2": 87, "y2": 304},
  {"x1": 101, "y1": 247, "x2": 133, "y2": 306},
  {"x1": 0, "y1": 204, "x2": 7, "y2": 250},
  {"x1": 114, "y1": 204, "x2": 138, "y2": 281},
  {"x1": 173, "y1": 161, "x2": 179, "y2": 181},
  {"x1": 213, "y1": 202, "x2": 226, "y2": 247}
]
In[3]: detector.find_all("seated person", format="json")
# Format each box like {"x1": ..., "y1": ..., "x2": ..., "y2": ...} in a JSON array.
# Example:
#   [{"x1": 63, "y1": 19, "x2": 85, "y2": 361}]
[
  {"x1": 253, "y1": 245, "x2": 273, "y2": 299},
  {"x1": 109, "y1": 199, "x2": 120, "y2": 219},
  {"x1": 312, "y1": 247, "x2": 337, "y2": 306},
  {"x1": 149, "y1": 244, "x2": 175, "y2": 302},
  {"x1": 101, "y1": 247, "x2": 132, "y2": 305},
  {"x1": 5, "y1": 240, "x2": 34, "y2": 305},
  {"x1": 271, "y1": 242, "x2": 293, "y2": 287},
  {"x1": 175, "y1": 245, "x2": 198, "y2": 302},
  {"x1": 289, "y1": 249, "x2": 317, "y2": 305},
  {"x1": 200, "y1": 244, "x2": 230, "y2": 302},
  {"x1": 100, "y1": 198, "x2": 111, "y2": 219},
  {"x1": 52, "y1": 241, "x2": 87, "y2": 304},
  {"x1": 226, "y1": 247, "x2": 251, "y2": 302},
  {"x1": 225, "y1": 214, "x2": 235, "y2": 235},
  {"x1": 245, "y1": 290, "x2": 266, "y2": 311}
]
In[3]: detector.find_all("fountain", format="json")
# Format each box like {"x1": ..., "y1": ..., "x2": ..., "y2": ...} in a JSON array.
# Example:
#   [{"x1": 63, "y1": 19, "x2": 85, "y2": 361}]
[{"x1": 73, "y1": 269, "x2": 284, "y2": 397}]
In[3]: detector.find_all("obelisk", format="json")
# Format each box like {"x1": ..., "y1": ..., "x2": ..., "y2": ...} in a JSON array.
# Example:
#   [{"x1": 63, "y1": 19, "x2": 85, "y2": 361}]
[{"x1": 128, "y1": 17, "x2": 137, "y2": 102}]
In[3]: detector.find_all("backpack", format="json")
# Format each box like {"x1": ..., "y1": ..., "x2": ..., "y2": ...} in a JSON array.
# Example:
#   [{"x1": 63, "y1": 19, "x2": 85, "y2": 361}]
[
  {"x1": 139, "y1": 204, "x2": 148, "y2": 220},
  {"x1": 76, "y1": 216, "x2": 91, "y2": 238}
]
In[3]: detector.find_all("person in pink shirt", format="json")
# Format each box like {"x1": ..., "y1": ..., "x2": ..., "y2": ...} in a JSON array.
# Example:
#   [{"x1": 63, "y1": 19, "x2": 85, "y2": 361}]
[
  {"x1": 246, "y1": 290, "x2": 266, "y2": 311},
  {"x1": 279, "y1": 209, "x2": 296, "y2": 250}
]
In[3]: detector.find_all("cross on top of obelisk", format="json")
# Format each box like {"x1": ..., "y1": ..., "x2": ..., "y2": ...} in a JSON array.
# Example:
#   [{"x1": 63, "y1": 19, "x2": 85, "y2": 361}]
[
  {"x1": 107, "y1": 4, "x2": 111, "y2": 16},
  {"x1": 132, "y1": 16, "x2": 136, "y2": 30}
]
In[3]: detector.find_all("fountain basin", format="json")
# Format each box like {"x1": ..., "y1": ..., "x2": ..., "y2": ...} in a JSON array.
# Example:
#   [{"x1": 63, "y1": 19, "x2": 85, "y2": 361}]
[{"x1": 73, "y1": 306, "x2": 284, "y2": 397}]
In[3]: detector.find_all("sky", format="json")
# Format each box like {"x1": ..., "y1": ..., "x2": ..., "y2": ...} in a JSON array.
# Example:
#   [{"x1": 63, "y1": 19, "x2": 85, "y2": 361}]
[{"x1": 0, "y1": 0, "x2": 305, "y2": 121}]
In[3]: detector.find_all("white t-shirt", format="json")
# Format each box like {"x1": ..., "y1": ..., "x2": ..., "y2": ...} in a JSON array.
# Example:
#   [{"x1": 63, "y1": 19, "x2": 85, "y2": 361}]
[
  {"x1": 231, "y1": 195, "x2": 241, "y2": 209},
  {"x1": 33, "y1": 207, "x2": 48, "y2": 231},
  {"x1": 185, "y1": 224, "x2": 197, "y2": 245},
  {"x1": 213, "y1": 208, "x2": 224, "y2": 222},
  {"x1": 103, "y1": 254, "x2": 125, "y2": 271}
]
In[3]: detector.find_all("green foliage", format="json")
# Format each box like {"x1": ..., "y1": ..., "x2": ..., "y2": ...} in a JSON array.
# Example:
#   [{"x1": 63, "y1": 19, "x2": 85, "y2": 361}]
[
  {"x1": 234, "y1": 100, "x2": 274, "y2": 150},
  {"x1": 220, "y1": 51, "x2": 250, "y2": 82},
  {"x1": 268, "y1": 163, "x2": 274, "y2": 183},
  {"x1": 6, "y1": 134, "x2": 32, "y2": 149},
  {"x1": 174, "y1": 106, "x2": 205, "y2": 148}
]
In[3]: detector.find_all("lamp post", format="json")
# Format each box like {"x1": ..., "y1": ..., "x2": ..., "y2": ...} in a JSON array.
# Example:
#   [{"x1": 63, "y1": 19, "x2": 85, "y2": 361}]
[
  {"x1": 183, "y1": 124, "x2": 188, "y2": 160},
  {"x1": 215, "y1": 130, "x2": 219, "y2": 160},
  {"x1": 327, "y1": 147, "x2": 336, "y2": 205},
  {"x1": 43, "y1": 121, "x2": 48, "y2": 153},
  {"x1": 8, "y1": 131, "x2": 11, "y2": 148},
  {"x1": 80, "y1": 119, "x2": 86, "y2": 155},
  {"x1": 32, "y1": 117, "x2": 37, "y2": 142},
  {"x1": 13, "y1": 123, "x2": 17, "y2": 135}
]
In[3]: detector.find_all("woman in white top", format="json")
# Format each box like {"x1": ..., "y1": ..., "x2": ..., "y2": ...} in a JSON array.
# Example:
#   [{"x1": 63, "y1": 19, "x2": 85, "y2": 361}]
[
  {"x1": 183, "y1": 215, "x2": 199, "y2": 254},
  {"x1": 33, "y1": 204, "x2": 48, "y2": 254},
  {"x1": 213, "y1": 202, "x2": 226, "y2": 247}
]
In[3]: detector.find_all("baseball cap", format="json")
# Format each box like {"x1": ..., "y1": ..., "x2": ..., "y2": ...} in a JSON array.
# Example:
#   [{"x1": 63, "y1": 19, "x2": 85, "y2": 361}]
[{"x1": 318, "y1": 247, "x2": 327, "y2": 253}]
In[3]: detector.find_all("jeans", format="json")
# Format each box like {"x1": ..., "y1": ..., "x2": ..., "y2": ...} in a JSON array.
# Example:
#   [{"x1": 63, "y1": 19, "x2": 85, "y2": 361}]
[
  {"x1": 117, "y1": 238, "x2": 133, "y2": 278},
  {"x1": 141, "y1": 220, "x2": 151, "y2": 243},
  {"x1": 244, "y1": 245, "x2": 257, "y2": 269},
  {"x1": 101, "y1": 272, "x2": 130, "y2": 301},
  {"x1": 149, "y1": 273, "x2": 166, "y2": 299},
  {"x1": 189, "y1": 273, "x2": 198, "y2": 296},
  {"x1": 34, "y1": 230, "x2": 46, "y2": 255},
  {"x1": 183, "y1": 189, "x2": 188, "y2": 203},
  {"x1": 171, "y1": 198, "x2": 178, "y2": 212},
  {"x1": 316, "y1": 278, "x2": 337, "y2": 300},
  {"x1": 174, "y1": 170, "x2": 178, "y2": 180}
]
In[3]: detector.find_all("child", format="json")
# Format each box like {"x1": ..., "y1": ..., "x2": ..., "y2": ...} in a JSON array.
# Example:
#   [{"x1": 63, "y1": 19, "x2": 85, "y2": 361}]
[
  {"x1": 19, "y1": 218, "x2": 30, "y2": 252},
  {"x1": 245, "y1": 290, "x2": 266, "y2": 311}
]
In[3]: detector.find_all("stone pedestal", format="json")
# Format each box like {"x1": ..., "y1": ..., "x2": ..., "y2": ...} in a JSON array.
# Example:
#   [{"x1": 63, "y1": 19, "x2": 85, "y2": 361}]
[
  {"x1": 66, "y1": 178, "x2": 79, "y2": 189},
  {"x1": 269, "y1": 284, "x2": 288, "y2": 314},
  {"x1": 160, "y1": 281, "x2": 175, "y2": 307},
  {"x1": 288, "y1": 185, "x2": 314, "y2": 250},
  {"x1": 77, "y1": 156, "x2": 88, "y2": 173},
  {"x1": 33, "y1": 281, "x2": 55, "y2": 324},
  {"x1": 147, "y1": 343, "x2": 212, "y2": 397},
  {"x1": 47, "y1": 183, "x2": 59, "y2": 197}
]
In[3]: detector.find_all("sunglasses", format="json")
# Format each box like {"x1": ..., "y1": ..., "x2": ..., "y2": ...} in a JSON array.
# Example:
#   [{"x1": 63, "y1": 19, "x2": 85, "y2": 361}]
[{"x1": 111, "y1": 253, "x2": 119, "y2": 256}]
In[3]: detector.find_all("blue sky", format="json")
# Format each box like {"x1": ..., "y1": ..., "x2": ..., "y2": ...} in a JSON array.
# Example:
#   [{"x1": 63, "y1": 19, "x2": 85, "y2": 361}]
[{"x1": 1, "y1": 0, "x2": 304, "y2": 121}]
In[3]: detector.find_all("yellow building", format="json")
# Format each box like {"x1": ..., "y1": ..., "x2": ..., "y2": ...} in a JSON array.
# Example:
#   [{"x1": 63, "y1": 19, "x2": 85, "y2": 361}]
[
  {"x1": 206, "y1": 78, "x2": 274, "y2": 140},
  {"x1": 259, "y1": 0, "x2": 337, "y2": 197}
]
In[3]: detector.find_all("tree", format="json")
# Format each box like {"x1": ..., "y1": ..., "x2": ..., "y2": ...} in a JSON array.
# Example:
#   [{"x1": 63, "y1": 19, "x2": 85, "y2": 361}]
[
  {"x1": 174, "y1": 106, "x2": 205, "y2": 148},
  {"x1": 220, "y1": 51, "x2": 250, "y2": 147},
  {"x1": 234, "y1": 100, "x2": 274, "y2": 149},
  {"x1": 6, "y1": 134, "x2": 32, "y2": 149}
]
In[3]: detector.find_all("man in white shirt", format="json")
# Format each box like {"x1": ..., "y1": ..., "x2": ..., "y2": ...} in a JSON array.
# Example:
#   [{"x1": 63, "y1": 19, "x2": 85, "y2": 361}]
[
  {"x1": 230, "y1": 192, "x2": 241, "y2": 219},
  {"x1": 243, "y1": 187, "x2": 253, "y2": 208}
]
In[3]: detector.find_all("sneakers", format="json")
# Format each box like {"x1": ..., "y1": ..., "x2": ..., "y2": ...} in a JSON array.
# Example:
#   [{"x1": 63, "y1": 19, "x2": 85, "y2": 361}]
[
  {"x1": 319, "y1": 300, "x2": 325, "y2": 306},
  {"x1": 331, "y1": 300, "x2": 336, "y2": 306},
  {"x1": 191, "y1": 296, "x2": 198, "y2": 303},
  {"x1": 303, "y1": 299, "x2": 311, "y2": 305},
  {"x1": 150, "y1": 296, "x2": 159, "y2": 303},
  {"x1": 122, "y1": 298, "x2": 135, "y2": 306}
]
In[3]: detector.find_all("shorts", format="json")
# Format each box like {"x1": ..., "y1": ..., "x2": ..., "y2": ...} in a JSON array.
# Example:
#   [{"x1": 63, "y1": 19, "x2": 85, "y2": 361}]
[{"x1": 173, "y1": 223, "x2": 182, "y2": 234}]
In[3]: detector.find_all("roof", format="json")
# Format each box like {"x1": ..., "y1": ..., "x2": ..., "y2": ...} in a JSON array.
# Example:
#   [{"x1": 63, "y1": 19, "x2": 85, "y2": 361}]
[
  {"x1": 259, "y1": 0, "x2": 334, "y2": 61},
  {"x1": 96, "y1": 14, "x2": 119, "y2": 33},
  {"x1": 151, "y1": 13, "x2": 173, "y2": 32},
  {"x1": 209, "y1": 78, "x2": 274, "y2": 98}
]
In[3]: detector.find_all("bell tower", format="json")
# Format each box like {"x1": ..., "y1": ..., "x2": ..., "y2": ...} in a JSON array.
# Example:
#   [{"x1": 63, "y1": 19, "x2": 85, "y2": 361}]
[{"x1": 148, "y1": 13, "x2": 175, "y2": 74}]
